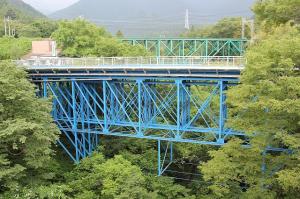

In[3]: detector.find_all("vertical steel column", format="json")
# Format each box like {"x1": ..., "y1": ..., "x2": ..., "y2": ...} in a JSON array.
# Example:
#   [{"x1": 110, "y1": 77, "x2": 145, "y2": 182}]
[
  {"x1": 71, "y1": 80, "x2": 79, "y2": 163},
  {"x1": 170, "y1": 142, "x2": 173, "y2": 162},
  {"x1": 137, "y1": 79, "x2": 143, "y2": 136},
  {"x1": 86, "y1": 85, "x2": 92, "y2": 154},
  {"x1": 103, "y1": 80, "x2": 108, "y2": 134},
  {"x1": 205, "y1": 40, "x2": 208, "y2": 57},
  {"x1": 79, "y1": 84, "x2": 86, "y2": 158},
  {"x1": 182, "y1": 40, "x2": 185, "y2": 57},
  {"x1": 176, "y1": 80, "x2": 181, "y2": 139},
  {"x1": 218, "y1": 81, "x2": 225, "y2": 144},
  {"x1": 158, "y1": 140, "x2": 161, "y2": 176},
  {"x1": 181, "y1": 84, "x2": 190, "y2": 126},
  {"x1": 52, "y1": 82, "x2": 58, "y2": 120},
  {"x1": 43, "y1": 78, "x2": 47, "y2": 98},
  {"x1": 145, "y1": 40, "x2": 148, "y2": 51},
  {"x1": 156, "y1": 40, "x2": 161, "y2": 57}
]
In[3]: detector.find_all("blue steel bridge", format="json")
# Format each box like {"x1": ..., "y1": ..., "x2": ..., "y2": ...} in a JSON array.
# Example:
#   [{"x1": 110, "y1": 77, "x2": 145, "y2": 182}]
[{"x1": 18, "y1": 38, "x2": 251, "y2": 176}]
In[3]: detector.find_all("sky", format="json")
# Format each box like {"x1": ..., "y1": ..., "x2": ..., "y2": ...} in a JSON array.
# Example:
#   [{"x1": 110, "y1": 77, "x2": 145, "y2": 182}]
[{"x1": 23, "y1": 0, "x2": 79, "y2": 14}]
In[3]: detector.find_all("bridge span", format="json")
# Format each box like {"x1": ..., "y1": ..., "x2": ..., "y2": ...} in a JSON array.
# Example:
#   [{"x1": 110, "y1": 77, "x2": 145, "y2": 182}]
[
  {"x1": 122, "y1": 38, "x2": 247, "y2": 57},
  {"x1": 18, "y1": 54, "x2": 288, "y2": 176},
  {"x1": 17, "y1": 55, "x2": 247, "y2": 175},
  {"x1": 19, "y1": 56, "x2": 244, "y2": 79}
]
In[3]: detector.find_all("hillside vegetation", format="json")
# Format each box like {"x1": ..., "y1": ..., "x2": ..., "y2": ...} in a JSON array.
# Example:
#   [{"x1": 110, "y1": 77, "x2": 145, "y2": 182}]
[
  {"x1": 0, "y1": 0, "x2": 44, "y2": 20},
  {"x1": 50, "y1": 0, "x2": 255, "y2": 36},
  {"x1": 0, "y1": 0, "x2": 299, "y2": 198},
  {"x1": 0, "y1": 0, "x2": 57, "y2": 38}
]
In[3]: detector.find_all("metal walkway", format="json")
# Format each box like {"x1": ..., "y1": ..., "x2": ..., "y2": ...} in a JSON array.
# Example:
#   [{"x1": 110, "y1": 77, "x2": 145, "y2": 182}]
[{"x1": 18, "y1": 56, "x2": 244, "y2": 80}]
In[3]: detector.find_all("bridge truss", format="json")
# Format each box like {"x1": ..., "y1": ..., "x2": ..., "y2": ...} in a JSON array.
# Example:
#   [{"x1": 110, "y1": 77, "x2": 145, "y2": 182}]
[
  {"x1": 122, "y1": 38, "x2": 247, "y2": 57},
  {"x1": 19, "y1": 54, "x2": 289, "y2": 176},
  {"x1": 42, "y1": 77, "x2": 242, "y2": 175},
  {"x1": 20, "y1": 55, "x2": 243, "y2": 175}
]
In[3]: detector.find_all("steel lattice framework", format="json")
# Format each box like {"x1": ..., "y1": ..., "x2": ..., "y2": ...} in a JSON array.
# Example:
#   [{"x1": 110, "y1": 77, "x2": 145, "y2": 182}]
[
  {"x1": 18, "y1": 55, "x2": 289, "y2": 176},
  {"x1": 42, "y1": 78, "x2": 243, "y2": 175},
  {"x1": 18, "y1": 56, "x2": 247, "y2": 175},
  {"x1": 122, "y1": 38, "x2": 248, "y2": 57}
]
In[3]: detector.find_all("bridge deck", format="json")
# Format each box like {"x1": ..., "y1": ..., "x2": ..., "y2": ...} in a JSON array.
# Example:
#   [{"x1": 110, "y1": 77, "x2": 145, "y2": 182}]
[{"x1": 17, "y1": 56, "x2": 245, "y2": 79}]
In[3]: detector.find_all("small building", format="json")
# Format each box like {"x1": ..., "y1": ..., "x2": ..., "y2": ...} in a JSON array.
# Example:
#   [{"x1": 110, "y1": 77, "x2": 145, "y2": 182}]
[
  {"x1": 31, "y1": 40, "x2": 57, "y2": 57},
  {"x1": 23, "y1": 39, "x2": 60, "y2": 59}
]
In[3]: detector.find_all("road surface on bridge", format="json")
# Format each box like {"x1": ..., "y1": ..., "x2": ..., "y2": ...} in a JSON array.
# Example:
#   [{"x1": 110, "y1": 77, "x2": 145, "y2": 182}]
[{"x1": 17, "y1": 56, "x2": 245, "y2": 79}]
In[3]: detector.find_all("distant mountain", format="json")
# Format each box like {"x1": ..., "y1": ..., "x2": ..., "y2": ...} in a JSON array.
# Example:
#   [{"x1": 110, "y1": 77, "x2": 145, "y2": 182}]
[
  {"x1": 0, "y1": 0, "x2": 44, "y2": 21},
  {"x1": 50, "y1": 0, "x2": 255, "y2": 36}
]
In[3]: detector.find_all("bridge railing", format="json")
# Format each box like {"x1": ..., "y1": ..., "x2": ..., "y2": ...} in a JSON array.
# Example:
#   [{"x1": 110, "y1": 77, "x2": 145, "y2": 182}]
[{"x1": 17, "y1": 56, "x2": 245, "y2": 68}]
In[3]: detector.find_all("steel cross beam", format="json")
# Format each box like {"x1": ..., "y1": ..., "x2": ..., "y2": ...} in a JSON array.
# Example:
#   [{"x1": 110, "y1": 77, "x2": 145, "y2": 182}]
[
  {"x1": 40, "y1": 77, "x2": 245, "y2": 175},
  {"x1": 121, "y1": 38, "x2": 248, "y2": 57}
]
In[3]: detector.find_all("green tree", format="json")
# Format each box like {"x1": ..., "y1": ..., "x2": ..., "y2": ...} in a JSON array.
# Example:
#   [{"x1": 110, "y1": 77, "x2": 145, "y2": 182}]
[
  {"x1": 97, "y1": 155, "x2": 154, "y2": 199},
  {"x1": 183, "y1": 17, "x2": 250, "y2": 39},
  {"x1": 200, "y1": 24, "x2": 300, "y2": 198},
  {"x1": 253, "y1": 0, "x2": 300, "y2": 27},
  {"x1": 0, "y1": 37, "x2": 32, "y2": 60},
  {"x1": 0, "y1": 61, "x2": 60, "y2": 195},
  {"x1": 51, "y1": 19, "x2": 149, "y2": 57}
]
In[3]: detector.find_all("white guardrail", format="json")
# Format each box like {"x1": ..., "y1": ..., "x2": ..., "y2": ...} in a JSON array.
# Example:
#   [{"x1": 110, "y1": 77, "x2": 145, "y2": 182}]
[{"x1": 17, "y1": 56, "x2": 245, "y2": 68}]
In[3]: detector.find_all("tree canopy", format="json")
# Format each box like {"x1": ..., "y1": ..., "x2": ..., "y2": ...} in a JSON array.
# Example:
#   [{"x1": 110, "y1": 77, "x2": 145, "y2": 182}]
[
  {"x1": 253, "y1": 0, "x2": 300, "y2": 27},
  {"x1": 0, "y1": 61, "x2": 60, "y2": 195},
  {"x1": 200, "y1": 23, "x2": 300, "y2": 199},
  {"x1": 1, "y1": 0, "x2": 300, "y2": 198},
  {"x1": 182, "y1": 17, "x2": 250, "y2": 39},
  {"x1": 0, "y1": 37, "x2": 31, "y2": 60},
  {"x1": 51, "y1": 19, "x2": 150, "y2": 57}
]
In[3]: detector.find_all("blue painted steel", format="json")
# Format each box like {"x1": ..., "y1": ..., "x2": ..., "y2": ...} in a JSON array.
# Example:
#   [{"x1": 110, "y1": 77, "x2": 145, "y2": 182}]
[
  {"x1": 33, "y1": 64, "x2": 287, "y2": 176},
  {"x1": 42, "y1": 77, "x2": 246, "y2": 168}
]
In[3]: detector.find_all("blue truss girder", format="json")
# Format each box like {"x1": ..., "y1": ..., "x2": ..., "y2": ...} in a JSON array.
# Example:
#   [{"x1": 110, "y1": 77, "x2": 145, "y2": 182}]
[{"x1": 41, "y1": 77, "x2": 247, "y2": 167}]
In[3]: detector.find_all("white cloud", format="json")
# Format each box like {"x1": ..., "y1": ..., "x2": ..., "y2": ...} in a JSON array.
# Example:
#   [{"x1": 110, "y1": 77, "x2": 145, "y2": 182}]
[{"x1": 23, "y1": 0, "x2": 79, "y2": 14}]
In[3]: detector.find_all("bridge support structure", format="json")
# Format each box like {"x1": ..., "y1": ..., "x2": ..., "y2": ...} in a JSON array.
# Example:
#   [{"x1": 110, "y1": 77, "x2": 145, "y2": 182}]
[
  {"x1": 122, "y1": 38, "x2": 247, "y2": 57},
  {"x1": 41, "y1": 77, "x2": 243, "y2": 175}
]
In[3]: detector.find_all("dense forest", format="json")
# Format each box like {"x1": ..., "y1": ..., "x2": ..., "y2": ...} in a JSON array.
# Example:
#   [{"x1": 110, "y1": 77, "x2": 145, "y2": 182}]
[{"x1": 0, "y1": 0, "x2": 300, "y2": 198}]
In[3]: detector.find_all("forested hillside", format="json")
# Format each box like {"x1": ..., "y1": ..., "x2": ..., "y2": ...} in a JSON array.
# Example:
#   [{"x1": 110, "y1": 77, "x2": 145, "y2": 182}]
[
  {"x1": 50, "y1": 0, "x2": 255, "y2": 36},
  {"x1": 0, "y1": 0, "x2": 57, "y2": 37},
  {"x1": 0, "y1": 0, "x2": 300, "y2": 198},
  {"x1": 0, "y1": 0, "x2": 44, "y2": 20}
]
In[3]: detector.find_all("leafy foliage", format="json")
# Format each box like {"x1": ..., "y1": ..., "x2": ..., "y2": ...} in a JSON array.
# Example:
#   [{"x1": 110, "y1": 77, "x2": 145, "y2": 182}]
[
  {"x1": 0, "y1": 37, "x2": 31, "y2": 60},
  {"x1": 253, "y1": 0, "x2": 300, "y2": 27},
  {"x1": 200, "y1": 24, "x2": 300, "y2": 198},
  {"x1": 0, "y1": 61, "x2": 60, "y2": 195},
  {"x1": 0, "y1": 0, "x2": 44, "y2": 21},
  {"x1": 182, "y1": 17, "x2": 250, "y2": 39},
  {"x1": 52, "y1": 19, "x2": 149, "y2": 57}
]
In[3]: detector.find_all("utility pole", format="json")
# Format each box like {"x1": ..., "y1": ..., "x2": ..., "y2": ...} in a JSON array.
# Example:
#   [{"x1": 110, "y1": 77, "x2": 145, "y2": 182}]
[
  {"x1": 8, "y1": 16, "x2": 11, "y2": 37},
  {"x1": 242, "y1": 18, "x2": 255, "y2": 42},
  {"x1": 242, "y1": 17, "x2": 246, "y2": 39},
  {"x1": 249, "y1": 19, "x2": 255, "y2": 43},
  {"x1": 185, "y1": 9, "x2": 190, "y2": 30},
  {"x1": 4, "y1": 17, "x2": 7, "y2": 36}
]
